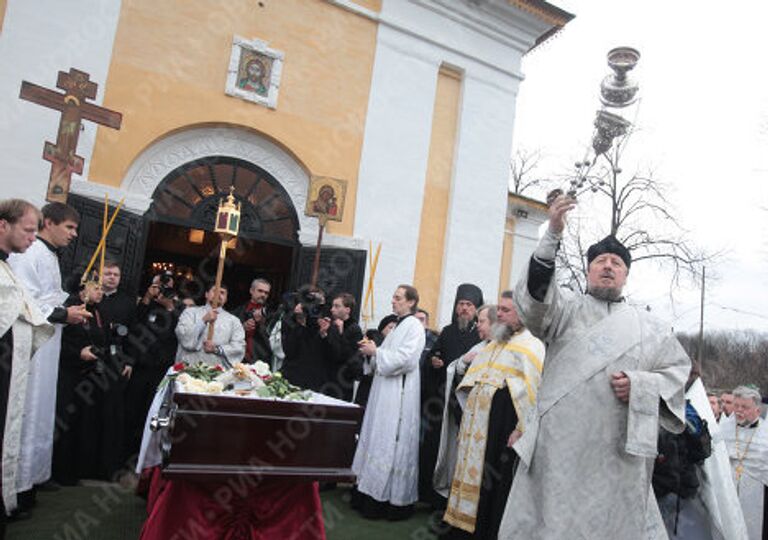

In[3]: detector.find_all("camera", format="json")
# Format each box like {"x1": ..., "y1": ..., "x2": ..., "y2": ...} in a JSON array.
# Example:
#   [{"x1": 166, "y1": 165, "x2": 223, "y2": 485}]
[
  {"x1": 245, "y1": 306, "x2": 267, "y2": 321},
  {"x1": 283, "y1": 287, "x2": 330, "y2": 321},
  {"x1": 157, "y1": 271, "x2": 175, "y2": 298},
  {"x1": 298, "y1": 289, "x2": 330, "y2": 320},
  {"x1": 88, "y1": 324, "x2": 129, "y2": 375}
]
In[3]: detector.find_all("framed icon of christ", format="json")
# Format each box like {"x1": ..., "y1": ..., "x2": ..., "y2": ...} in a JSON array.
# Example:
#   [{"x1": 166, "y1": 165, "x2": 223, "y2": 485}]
[{"x1": 225, "y1": 36, "x2": 284, "y2": 109}]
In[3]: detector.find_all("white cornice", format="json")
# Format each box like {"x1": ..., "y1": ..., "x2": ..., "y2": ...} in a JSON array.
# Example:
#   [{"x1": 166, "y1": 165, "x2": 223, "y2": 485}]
[
  {"x1": 323, "y1": 0, "x2": 555, "y2": 81},
  {"x1": 409, "y1": 0, "x2": 549, "y2": 53}
]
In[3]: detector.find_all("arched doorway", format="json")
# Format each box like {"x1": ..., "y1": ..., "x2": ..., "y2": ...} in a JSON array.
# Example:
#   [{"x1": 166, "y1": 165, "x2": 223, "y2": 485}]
[
  {"x1": 141, "y1": 156, "x2": 300, "y2": 307},
  {"x1": 64, "y1": 126, "x2": 368, "y2": 315}
]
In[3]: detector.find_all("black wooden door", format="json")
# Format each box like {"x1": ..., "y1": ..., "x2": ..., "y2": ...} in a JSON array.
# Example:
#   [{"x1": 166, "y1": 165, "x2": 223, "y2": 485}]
[{"x1": 291, "y1": 246, "x2": 367, "y2": 320}]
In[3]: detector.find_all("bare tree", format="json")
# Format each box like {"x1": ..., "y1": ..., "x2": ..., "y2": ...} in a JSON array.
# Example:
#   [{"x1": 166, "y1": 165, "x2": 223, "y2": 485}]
[
  {"x1": 510, "y1": 148, "x2": 552, "y2": 196},
  {"x1": 552, "y1": 132, "x2": 717, "y2": 293},
  {"x1": 678, "y1": 330, "x2": 768, "y2": 392}
]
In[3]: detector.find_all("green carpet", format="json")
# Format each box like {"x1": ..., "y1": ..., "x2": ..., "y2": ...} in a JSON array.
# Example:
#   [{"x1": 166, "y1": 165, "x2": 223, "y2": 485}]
[{"x1": 7, "y1": 482, "x2": 438, "y2": 539}]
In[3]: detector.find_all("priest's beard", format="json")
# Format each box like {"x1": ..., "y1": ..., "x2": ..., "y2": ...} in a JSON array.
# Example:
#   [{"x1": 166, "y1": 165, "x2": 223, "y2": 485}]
[
  {"x1": 457, "y1": 315, "x2": 472, "y2": 332},
  {"x1": 588, "y1": 286, "x2": 623, "y2": 302},
  {"x1": 491, "y1": 322, "x2": 518, "y2": 343}
]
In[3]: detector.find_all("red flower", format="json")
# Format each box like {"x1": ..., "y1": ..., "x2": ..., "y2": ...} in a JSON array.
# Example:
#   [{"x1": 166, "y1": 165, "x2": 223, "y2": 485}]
[
  {"x1": 261, "y1": 375, "x2": 272, "y2": 382},
  {"x1": 213, "y1": 364, "x2": 224, "y2": 372},
  {"x1": 173, "y1": 362, "x2": 186, "y2": 372}
]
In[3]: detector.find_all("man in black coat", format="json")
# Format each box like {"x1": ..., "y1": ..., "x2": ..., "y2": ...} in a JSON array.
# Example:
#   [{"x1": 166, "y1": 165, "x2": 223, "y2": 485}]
[
  {"x1": 122, "y1": 273, "x2": 181, "y2": 463},
  {"x1": 280, "y1": 285, "x2": 330, "y2": 392},
  {"x1": 419, "y1": 283, "x2": 483, "y2": 508},
  {"x1": 320, "y1": 293, "x2": 363, "y2": 401},
  {"x1": 231, "y1": 278, "x2": 273, "y2": 365}
]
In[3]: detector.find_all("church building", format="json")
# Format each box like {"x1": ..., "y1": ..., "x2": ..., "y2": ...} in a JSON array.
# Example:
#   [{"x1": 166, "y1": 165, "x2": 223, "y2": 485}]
[{"x1": 0, "y1": 0, "x2": 571, "y2": 325}]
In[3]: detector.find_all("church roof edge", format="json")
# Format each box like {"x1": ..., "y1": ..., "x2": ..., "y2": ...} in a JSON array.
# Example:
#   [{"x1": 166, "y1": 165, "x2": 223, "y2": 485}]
[{"x1": 510, "y1": 0, "x2": 575, "y2": 53}]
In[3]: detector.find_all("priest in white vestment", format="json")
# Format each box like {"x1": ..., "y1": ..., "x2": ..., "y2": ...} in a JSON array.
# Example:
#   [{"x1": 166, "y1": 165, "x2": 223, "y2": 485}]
[
  {"x1": 0, "y1": 199, "x2": 55, "y2": 521},
  {"x1": 498, "y1": 195, "x2": 690, "y2": 540},
  {"x1": 175, "y1": 283, "x2": 244, "y2": 367},
  {"x1": 7, "y1": 202, "x2": 84, "y2": 500},
  {"x1": 721, "y1": 385, "x2": 768, "y2": 540},
  {"x1": 352, "y1": 285, "x2": 425, "y2": 520}
]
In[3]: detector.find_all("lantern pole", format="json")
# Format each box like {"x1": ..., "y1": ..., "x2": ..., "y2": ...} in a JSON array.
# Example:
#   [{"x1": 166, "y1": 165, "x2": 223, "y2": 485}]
[{"x1": 208, "y1": 187, "x2": 241, "y2": 341}]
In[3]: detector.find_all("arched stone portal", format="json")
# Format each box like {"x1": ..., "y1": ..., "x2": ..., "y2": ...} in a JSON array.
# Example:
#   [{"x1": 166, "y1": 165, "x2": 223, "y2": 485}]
[
  {"x1": 65, "y1": 126, "x2": 367, "y2": 311},
  {"x1": 142, "y1": 155, "x2": 300, "y2": 305}
]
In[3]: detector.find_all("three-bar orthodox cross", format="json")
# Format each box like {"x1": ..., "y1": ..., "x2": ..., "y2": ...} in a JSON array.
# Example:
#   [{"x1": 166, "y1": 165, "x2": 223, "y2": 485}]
[{"x1": 19, "y1": 68, "x2": 122, "y2": 203}]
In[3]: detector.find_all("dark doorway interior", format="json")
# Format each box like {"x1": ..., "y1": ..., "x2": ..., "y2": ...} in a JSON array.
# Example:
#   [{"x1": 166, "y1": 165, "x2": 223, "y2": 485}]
[{"x1": 141, "y1": 221, "x2": 294, "y2": 309}]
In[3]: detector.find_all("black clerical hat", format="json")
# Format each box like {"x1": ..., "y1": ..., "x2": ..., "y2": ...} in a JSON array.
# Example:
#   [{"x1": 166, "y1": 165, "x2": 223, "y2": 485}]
[
  {"x1": 455, "y1": 283, "x2": 484, "y2": 308},
  {"x1": 587, "y1": 235, "x2": 631, "y2": 269}
]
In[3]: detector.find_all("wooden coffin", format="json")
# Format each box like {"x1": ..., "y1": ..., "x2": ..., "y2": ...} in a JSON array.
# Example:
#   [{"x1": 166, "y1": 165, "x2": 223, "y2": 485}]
[{"x1": 152, "y1": 383, "x2": 364, "y2": 483}]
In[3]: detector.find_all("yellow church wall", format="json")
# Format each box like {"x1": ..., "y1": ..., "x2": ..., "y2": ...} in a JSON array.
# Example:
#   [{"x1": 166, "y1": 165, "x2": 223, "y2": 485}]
[
  {"x1": 349, "y1": 0, "x2": 381, "y2": 12},
  {"x1": 0, "y1": 0, "x2": 6, "y2": 34},
  {"x1": 413, "y1": 66, "x2": 463, "y2": 323},
  {"x1": 88, "y1": 0, "x2": 379, "y2": 237},
  {"x1": 499, "y1": 216, "x2": 515, "y2": 293}
]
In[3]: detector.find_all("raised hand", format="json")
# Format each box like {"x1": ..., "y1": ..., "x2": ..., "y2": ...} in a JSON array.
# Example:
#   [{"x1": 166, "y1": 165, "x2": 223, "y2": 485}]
[{"x1": 548, "y1": 194, "x2": 577, "y2": 235}]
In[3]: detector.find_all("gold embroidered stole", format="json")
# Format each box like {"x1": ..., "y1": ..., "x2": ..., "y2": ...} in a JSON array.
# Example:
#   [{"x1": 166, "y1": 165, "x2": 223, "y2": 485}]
[{"x1": 444, "y1": 337, "x2": 543, "y2": 532}]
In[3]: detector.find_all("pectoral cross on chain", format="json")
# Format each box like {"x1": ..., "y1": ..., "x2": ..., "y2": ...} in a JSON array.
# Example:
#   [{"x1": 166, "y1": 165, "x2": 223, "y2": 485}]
[{"x1": 19, "y1": 68, "x2": 122, "y2": 203}]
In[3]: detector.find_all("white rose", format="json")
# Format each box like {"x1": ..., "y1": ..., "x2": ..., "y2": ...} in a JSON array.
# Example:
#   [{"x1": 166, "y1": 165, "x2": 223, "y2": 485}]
[
  {"x1": 187, "y1": 379, "x2": 207, "y2": 393},
  {"x1": 206, "y1": 381, "x2": 224, "y2": 394},
  {"x1": 253, "y1": 361, "x2": 271, "y2": 377}
]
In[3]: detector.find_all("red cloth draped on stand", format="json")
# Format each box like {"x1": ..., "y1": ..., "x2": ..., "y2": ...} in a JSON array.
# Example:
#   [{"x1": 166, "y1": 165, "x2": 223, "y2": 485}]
[{"x1": 138, "y1": 467, "x2": 326, "y2": 540}]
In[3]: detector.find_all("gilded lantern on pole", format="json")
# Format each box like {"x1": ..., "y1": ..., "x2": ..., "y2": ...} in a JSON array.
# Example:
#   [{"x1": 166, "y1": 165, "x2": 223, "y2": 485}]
[{"x1": 215, "y1": 188, "x2": 241, "y2": 238}]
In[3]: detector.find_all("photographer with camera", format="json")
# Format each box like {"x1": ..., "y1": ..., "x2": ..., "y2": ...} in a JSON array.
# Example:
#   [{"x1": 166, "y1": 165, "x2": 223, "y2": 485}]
[
  {"x1": 232, "y1": 278, "x2": 273, "y2": 365},
  {"x1": 320, "y1": 293, "x2": 362, "y2": 402},
  {"x1": 123, "y1": 271, "x2": 182, "y2": 460},
  {"x1": 279, "y1": 284, "x2": 331, "y2": 392}
]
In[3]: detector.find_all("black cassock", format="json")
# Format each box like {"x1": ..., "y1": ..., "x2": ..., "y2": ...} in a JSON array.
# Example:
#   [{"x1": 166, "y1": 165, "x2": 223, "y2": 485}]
[
  {"x1": 419, "y1": 322, "x2": 480, "y2": 506},
  {"x1": 53, "y1": 301, "x2": 127, "y2": 484},
  {"x1": 122, "y1": 300, "x2": 179, "y2": 462}
]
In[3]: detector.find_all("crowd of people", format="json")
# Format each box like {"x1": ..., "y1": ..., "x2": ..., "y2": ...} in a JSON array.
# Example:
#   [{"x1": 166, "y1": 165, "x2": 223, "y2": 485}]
[{"x1": 0, "y1": 194, "x2": 767, "y2": 540}]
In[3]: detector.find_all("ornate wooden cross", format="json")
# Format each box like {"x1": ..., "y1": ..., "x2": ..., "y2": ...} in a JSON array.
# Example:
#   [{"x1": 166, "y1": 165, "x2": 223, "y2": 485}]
[{"x1": 19, "y1": 68, "x2": 122, "y2": 203}]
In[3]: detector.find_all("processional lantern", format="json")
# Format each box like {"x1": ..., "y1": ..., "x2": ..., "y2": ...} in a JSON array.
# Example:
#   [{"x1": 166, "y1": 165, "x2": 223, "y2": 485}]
[
  {"x1": 569, "y1": 47, "x2": 641, "y2": 198},
  {"x1": 208, "y1": 188, "x2": 241, "y2": 341},
  {"x1": 215, "y1": 190, "x2": 241, "y2": 237}
]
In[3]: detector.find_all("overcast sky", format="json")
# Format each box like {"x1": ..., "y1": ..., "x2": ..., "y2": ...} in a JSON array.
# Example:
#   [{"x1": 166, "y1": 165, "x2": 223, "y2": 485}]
[{"x1": 512, "y1": 0, "x2": 768, "y2": 333}]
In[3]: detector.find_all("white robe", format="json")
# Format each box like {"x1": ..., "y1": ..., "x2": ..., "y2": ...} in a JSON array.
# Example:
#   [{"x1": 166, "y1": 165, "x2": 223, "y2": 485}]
[
  {"x1": 8, "y1": 239, "x2": 67, "y2": 492},
  {"x1": 498, "y1": 253, "x2": 690, "y2": 540},
  {"x1": 433, "y1": 341, "x2": 487, "y2": 499},
  {"x1": 352, "y1": 315, "x2": 424, "y2": 506},
  {"x1": 0, "y1": 259, "x2": 54, "y2": 512},
  {"x1": 721, "y1": 414, "x2": 768, "y2": 540},
  {"x1": 175, "y1": 305, "x2": 245, "y2": 366},
  {"x1": 658, "y1": 378, "x2": 748, "y2": 540}
]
